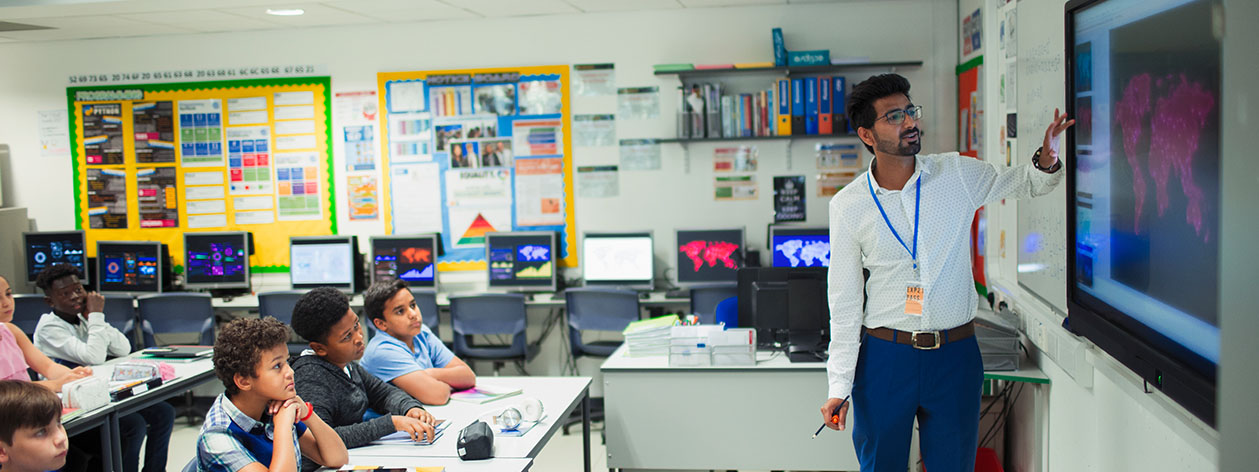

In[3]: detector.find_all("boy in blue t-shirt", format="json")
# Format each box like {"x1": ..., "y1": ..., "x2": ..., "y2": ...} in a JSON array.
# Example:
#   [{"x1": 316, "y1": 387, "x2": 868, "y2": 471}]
[
  {"x1": 360, "y1": 280, "x2": 476, "y2": 405},
  {"x1": 188, "y1": 318, "x2": 347, "y2": 472}
]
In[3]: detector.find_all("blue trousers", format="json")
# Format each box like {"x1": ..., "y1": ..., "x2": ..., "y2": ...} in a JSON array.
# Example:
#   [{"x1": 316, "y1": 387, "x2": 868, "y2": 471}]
[
  {"x1": 851, "y1": 334, "x2": 983, "y2": 472},
  {"x1": 119, "y1": 401, "x2": 176, "y2": 472}
]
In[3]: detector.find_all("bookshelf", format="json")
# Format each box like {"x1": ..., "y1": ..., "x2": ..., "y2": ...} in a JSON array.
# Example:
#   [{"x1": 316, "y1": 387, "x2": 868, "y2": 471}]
[
  {"x1": 654, "y1": 61, "x2": 924, "y2": 78},
  {"x1": 656, "y1": 133, "x2": 857, "y2": 144}
]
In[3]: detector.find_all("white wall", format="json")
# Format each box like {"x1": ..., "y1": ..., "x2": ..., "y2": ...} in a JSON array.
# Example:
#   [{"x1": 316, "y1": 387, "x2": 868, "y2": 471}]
[
  {"x1": 0, "y1": 1, "x2": 957, "y2": 285},
  {"x1": 976, "y1": 0, "x2": 1233, "y2": 471}
]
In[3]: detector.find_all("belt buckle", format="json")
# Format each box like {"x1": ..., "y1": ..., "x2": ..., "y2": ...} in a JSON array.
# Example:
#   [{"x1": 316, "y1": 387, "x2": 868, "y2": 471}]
[{"x1": 911, "y1": 331, "x2": 940, "y2": 350}]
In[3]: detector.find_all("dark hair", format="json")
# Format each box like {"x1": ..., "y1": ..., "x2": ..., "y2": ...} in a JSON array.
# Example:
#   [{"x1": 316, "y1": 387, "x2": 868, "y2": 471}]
[
  {"x1": 363, "y1": 279, "x2": 410, "y2": 323},
  {"x1": 291, "y1": 287, "x2": 350, "y2": 344},
  {"x1": 0, "y1": 380, "x2": 61, "y2": 444},
  {"x1": 34, "y1": 263, "x2": 82, "y2": 292},
  {"x1": 847, "y1": 74, "x2": 912, "y2": 154},
  {"x1": 212, "y1": 317, "x2": 290, "y2": 396}
]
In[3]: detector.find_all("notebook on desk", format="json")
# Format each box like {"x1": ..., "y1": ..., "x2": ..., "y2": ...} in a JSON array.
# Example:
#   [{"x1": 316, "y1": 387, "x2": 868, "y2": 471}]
[{"x1": 138, "y1": 346, "x2": 213, "y2": 359}]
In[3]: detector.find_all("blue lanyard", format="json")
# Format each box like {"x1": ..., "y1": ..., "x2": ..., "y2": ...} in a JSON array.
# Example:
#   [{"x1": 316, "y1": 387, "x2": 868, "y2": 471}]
[{"x1": 867, "y1": 172, "x2": 920, "y2": 271}]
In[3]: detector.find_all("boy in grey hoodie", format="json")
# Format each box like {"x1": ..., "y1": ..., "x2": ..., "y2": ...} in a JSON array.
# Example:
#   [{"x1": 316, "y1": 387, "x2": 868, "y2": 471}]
[{"x1": 290, "y1": 287, "x2": 437, "y2": 468}]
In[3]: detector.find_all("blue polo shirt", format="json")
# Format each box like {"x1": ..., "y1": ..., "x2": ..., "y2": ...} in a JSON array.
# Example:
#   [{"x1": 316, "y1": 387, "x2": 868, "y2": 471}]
[{"x1": 361, "y1": 325, "x2": 455, "y2": 382}]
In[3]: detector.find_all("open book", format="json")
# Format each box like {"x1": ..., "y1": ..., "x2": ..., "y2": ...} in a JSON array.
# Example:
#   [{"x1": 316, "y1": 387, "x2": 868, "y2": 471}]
[{"x1": 449, "y1": 384, "x2": 522, "y2": 404}]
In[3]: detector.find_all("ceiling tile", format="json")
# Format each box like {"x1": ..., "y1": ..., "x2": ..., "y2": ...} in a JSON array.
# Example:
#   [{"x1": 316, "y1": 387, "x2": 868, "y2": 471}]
[
  {"x1": 116, "y1": 9, "x2": 281, "y2": 32},
  {"x1": 563, "y1": 0, "x2": 682, "y2": 13},
  {"x1": 0, "y1": 15, "x2": 186, "y2": 41},
  {"x1": 320, "y1": 0, "x2": 479, "y2": 22},
  {"x1": 216, "y1": 3, "x2": 377, "y2": 27},
  {"x1": 678, "y1": 0, "x2": 784, "y2": 7},
  {"x1": 437, "y1": 0, "x2": 579, "y2": 18}
]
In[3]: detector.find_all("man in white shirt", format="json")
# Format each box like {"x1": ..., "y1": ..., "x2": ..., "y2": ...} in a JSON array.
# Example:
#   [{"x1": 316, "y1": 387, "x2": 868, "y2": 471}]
[
  {"x1": 819, "y1": 74, "x2": 1073, "y2": 472},
  {"x1": 32, "y1": 263, "x2": 174, "y2": 472}
]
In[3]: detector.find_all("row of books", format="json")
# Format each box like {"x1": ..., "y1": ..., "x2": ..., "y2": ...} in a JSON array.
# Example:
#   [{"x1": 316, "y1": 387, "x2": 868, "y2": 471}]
[{"x1": 677, "y1": 76, "x2": 852, "y2": 139}]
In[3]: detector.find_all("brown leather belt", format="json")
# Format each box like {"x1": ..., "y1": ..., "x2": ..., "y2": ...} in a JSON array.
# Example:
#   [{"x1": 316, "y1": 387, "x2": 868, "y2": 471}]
[{"x1": 864, "y1": 321, "x2": 975, "y2": 350}]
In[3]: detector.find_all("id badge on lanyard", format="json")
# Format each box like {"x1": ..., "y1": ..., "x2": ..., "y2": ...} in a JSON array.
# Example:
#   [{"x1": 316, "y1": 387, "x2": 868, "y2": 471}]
[{"x1": 868, "y1": 172, "x2": 925, "y2": 316}]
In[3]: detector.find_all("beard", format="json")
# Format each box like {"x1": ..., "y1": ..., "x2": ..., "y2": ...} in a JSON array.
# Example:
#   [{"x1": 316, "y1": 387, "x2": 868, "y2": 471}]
[{"x1": 874, "y1": 127, "x2": 922, "y2": 156}]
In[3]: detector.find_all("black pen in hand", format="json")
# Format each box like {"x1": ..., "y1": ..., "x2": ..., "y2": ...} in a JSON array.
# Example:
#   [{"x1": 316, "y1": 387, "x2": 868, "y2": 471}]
[{"x1": 812, "y1": 395, "x2": 850, "y2": 439}]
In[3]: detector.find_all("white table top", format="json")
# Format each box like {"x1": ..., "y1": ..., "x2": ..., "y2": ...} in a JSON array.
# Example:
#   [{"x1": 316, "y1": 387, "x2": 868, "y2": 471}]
[
  {"x1": 349, "y1": 376, "x2": 590, "y2": 460},
  {"x1": 334, "y1": 456, "x2": 532, "y2": 471}
]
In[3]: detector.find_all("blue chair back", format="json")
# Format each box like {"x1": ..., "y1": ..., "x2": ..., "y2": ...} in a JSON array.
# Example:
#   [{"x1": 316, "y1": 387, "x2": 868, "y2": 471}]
[
  {"x1": 689, "y1": 282, "x2": 738, "y2": 324},
  {"x1": 258, "y1": 290, "x2": 306, "y2": 325},
  {"x1": 103, "y1": 294, "x2": 139, "y2": 348},
  {"x1": 136, "y1": 293, "x2": 215, "y2": 346},
  {"x1": 448, "y1": 293, "x2": 528, "y2": 359},
  {"x1": 565, "y1": 288, "x2": 639, "y2": 358},
  {"x1": 411, "y1": 289, "x2": 440, "y2": 336},
  {"x1": 714, "y1": 296, "x2": 738, "y2": 327},
  {"x1": 11, "y1": 294, "x2": 47, "y2": 336}
]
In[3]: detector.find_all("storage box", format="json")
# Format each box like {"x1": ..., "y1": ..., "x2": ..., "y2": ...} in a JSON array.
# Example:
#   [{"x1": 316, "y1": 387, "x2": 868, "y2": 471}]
[
  {"x1": 709, "y1": 328, "x2": 756, "y2": 366},
  {"x1": 787, "y1": 50, "x2": 831, "y2": 67},
  {"x1": 670, "y1": 344, "x2": 712, "y2": 366}
]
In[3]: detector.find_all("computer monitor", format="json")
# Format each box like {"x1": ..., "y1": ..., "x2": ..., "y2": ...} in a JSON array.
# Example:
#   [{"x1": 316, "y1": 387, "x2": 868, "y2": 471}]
[
  {"x1": 96, "y1": 241, "x2": 169, "y2": 294},
  {"x1": 674, "y1": 228, "x2": 745, "y2": 285},
  {"x1": 183, "y1": 232, "x2": 251, "y2": 291},
  {"x1": 23, "y1": 231, "x2": 89, "y2": 285},
  {"x1": 582, "y1": 232, "x2": 654, "y2": 290},
  {"x1": 485, "y1": 231, "x2": 558, "y2": 292},
  {"x1": 371, "y1": 234, "x2": 438, "y2": 288},
  {"x1": 737, "y1": 267, "x2": 828, "y2": 360},
  {"x1": 768, "y1": 226, "x2": 831, "y2": 268},
  {"x1": 290, "y1": 236, "x2": 359, "y2": 292}
]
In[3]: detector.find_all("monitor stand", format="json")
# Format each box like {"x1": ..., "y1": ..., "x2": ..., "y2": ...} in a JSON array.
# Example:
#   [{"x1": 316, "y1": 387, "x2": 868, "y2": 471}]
[
  {"x1": 787, "y1": 331, "x2": 827, "y2": 363},
  {"x1": 210, "y1": 288, "x2": 252, "y2": 300}
]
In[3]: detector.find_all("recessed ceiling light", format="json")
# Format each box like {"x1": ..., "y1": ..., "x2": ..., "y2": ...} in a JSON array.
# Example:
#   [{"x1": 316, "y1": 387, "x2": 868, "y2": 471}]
[{"x1": 266, "y1": 8, "x2": 305, "y2": 16}]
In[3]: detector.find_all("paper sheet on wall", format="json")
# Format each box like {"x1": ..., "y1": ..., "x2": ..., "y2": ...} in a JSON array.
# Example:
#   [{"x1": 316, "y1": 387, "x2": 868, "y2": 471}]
[
  {"x1": 82, "y1": 103, "x2": 124, "y2": 165},
  {"x1": 136, "y1": 167, "x2": 178, "y2": 228},
  {"x1": 512, "y1": 119, "x2": 562, "y2": 157},
  {"x1": 186, "y1": 200, "x2": 226, "y2": 215},
  {"x1": 188, "y1": 213, "x2": 227, "y2": 229},
  {"x1": 577, "y1": 165, "x2": 618, "y2": 198},
  {"x1": 573, "y1": 114, "x2": 615, "y2": 147},
  {"x1": 178, "y1": 99, "x2": 224, "y2": 167},
  {"x1": 445, "y1": 169, "x2": 511, "y2": 207},
  {"x1": 714, "y1": 175, "x2": 757, "y2": 201},
  {"x1": 713, "y1": 146, "x2": 757, "y2": 172},
  {"x1": 388, "y1": 81, "x2": 426, "y2": 113},
  {"x1": 38, "y1": 109, "x2": 70, "y2": 157},
  {"x1": 449, "y1": 206, "x2": 511, "y2": 248},
  {"x1": 617, "y1": 87, "x2": 659, "y2": 119},
  {"x1": 86, "y1": 168, "x2": 128, "y2": 229},
  {"x1": 347, "y1": 174, "x2": 379, "y2": 221},
  {"x1": 336, "y1": 90, "x2": 381, "y2": 172},
  {"x1": 389, "y1": 112, "x2": 434, "y2": 163},
  {"x1": 773, "y1": 176, "x2": 806, "y2": 223},
  {"x1": 573, "y1": 63, "x2": 615, "y2": 97},
  {"x1": 274, "y1": 152, "x2": 322, "y2": 221},
  {"x1": 184, "y1": 171, "x2": 224, "y2": 186},
  {"x1": 618, "y1": 139, "x2": 660, "y2": 170},
  {"x1": 226, "y1": 126, "x2": 272, "y2": 195},
  {"x1": 817, "y1": 170, "x2": 858, "y2": 197},
  {"x1": 234, "y1": 210, "x2": 275, "y2": 225},
  {"x1": 518, "y1": 80, "x2": 563, "y2": 115},
  {"x1": 390, "y1": 162, "x2": 443, "y2": 234},
  {"x1": 515, "y1": 158, "x2": 564, "y2": 226},
  {"x1": 816, "y1": 143, "x2": 861, "y2": 170},
  {"x1": 185, "y1": 185, "x2": 224, "y2": 201},
  {"x1": 335, "y1": 90, "x2": 379, "y2": 125},
  {"x1": 133, "y1": 101, "x2": 175, "y2": 164}
]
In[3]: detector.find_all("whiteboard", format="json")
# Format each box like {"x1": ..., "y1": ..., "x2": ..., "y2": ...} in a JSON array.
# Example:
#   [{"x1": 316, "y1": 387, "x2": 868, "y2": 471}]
[{"x1": 1015, "y1": 0, "x2": 1069, "y2": 313}]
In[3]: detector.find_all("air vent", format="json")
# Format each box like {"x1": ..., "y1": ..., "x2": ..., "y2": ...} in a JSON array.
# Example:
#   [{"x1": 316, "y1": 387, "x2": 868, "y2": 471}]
[{"x1": 0, "y1": 21, "x2": 54, "y2": 32}]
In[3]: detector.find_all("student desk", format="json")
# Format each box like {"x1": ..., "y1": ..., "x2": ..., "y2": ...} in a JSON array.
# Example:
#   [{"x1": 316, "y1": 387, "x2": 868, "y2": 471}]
[
  {"x1": 348, "y1": 376, "x2": 592, "y2": 472},
  {"x1": 61, "y1": 354, "x2": 217, "y2": 472},
  {"x1": 600, "y1": 345, "x2": 1049, "y2": 471},
  {"x1": 340, "y1": 456, "x2": 534, "y2": 471}
]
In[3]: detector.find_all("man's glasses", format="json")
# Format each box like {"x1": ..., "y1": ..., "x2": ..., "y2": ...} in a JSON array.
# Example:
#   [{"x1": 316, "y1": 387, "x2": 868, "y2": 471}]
[{"x1": 875, "y1": 105, "x2": 924, "y2": 126}]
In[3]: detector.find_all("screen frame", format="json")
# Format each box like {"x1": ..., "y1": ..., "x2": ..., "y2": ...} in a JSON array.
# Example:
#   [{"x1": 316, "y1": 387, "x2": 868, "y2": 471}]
[
  {"x1": 581, "y1": 231, "x2": 655, "y2": 290},
  {"x1": 1063, "y1": 0, "x2": 1218, "y2": 427},
  {"x1": 183, "y1": 231, "x2": 252, "y2": 291},
  {"x1": 767, "y1": 225, "x2": 830, "y2": 269},
  {"x1": 483, "y1": 231, "x2": 558, "y2": 293},
  {"x1": 369, "y1": 234, "x2": 439, "y2": 289},
  {"x1": 94, "y1": 240, "x2": 164, "y2": 295},
  {"x1": 289, "y1": 235, "x2": 357, "y2": 292},
  {"x1": 22, "y1": 230, "x2": 89, "y2": 285},
  {"x1": 672, "y1": 227, "x2": 746, "y2": 287}
]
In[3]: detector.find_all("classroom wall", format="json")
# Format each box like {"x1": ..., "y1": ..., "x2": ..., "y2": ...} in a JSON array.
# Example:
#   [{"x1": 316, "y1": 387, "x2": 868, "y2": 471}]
[
  {"x1": 0, "y1": 0, "x2": 957, "y2": 288},
  {"x1": 973, "y1": 0, "x2": 1249, "y2": 470}
]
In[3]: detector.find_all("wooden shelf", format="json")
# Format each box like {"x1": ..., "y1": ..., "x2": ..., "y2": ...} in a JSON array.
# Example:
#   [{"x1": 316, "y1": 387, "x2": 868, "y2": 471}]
[
  {"x1": 654, "y1": 134, "x2": 858, "y2": 144},
  {"x1": 653, "y1": 61, "x2": 924, "y2": 78}
]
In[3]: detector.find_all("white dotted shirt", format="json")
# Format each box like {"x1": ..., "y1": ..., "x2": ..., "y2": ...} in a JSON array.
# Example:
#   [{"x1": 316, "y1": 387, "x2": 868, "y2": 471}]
[{"x1": 825, "y1": 152, "x2": 1062, "y2": 400}]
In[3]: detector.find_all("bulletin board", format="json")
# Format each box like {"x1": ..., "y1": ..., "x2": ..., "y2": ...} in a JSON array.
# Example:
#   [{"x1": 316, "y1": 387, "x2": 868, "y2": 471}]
[
  {"x1": 377, "y1": 66, "x2": 576, "y2": 272},
  {"x1": 68, "y1": 77, "x2": 335, "y2": 271}
]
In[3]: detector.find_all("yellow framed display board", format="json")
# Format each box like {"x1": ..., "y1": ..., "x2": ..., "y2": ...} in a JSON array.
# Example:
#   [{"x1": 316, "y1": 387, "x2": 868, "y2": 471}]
[
  {"x1": 377, "y1": 66, "x2": 576, "y2": 272},
  {"x1": 68, "y1": 77, "x2": 335, "y2": 271}
]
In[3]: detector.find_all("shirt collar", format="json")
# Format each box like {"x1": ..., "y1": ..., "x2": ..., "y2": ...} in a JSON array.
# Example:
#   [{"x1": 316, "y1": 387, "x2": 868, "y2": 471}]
[
  {"x1": 867, "y1": 155, "x2": 930, "y2": 194},
  {"x1": 219, "y1": 394, "x2": 273, "y2": 438}
]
